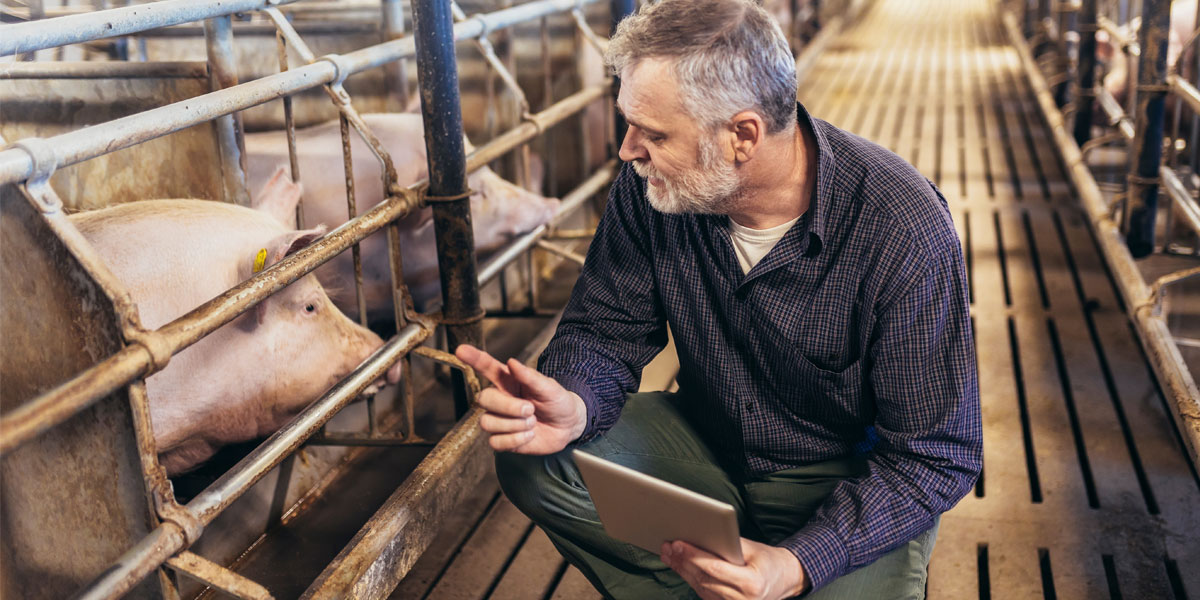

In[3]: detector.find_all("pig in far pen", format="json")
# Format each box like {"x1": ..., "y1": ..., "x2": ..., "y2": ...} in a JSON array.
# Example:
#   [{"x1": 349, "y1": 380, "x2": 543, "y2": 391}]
[{"x1": 0, "y1": 0, "x2": 630, "y2": 597}]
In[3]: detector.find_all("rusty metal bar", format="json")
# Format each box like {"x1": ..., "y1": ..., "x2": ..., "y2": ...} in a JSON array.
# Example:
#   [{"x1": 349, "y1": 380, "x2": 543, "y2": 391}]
[
  {"x1": 1124, "y1": 0, "x2": 1173, "y2": 257},
  {"x1": 1097, "y1": 85, "x2": 1137, "y2": 138},
  {"x1": 478, "y1": 160, "x2": 618, "y2": 286},
  {"x1": 0, "y1": 0, "x2": 603, "y2": 187},
  {"x1": 300, "y1": 314, "x2": 561, "y2": 600},
  {"x1": 165, "y1": 552, "x2": 273, "y2": 600},
  {"x1": 0, "y1": 0, "x2": 304, "y2": 57},
  {"x1": 274, "y1": 28, "x2": 304, "y2": 228},
  {"x1": 412, "y1": 0, "x2": 480, "y2": 419},
  {"x1": 73, "y1": 324, "x2": 431, "y2": 600},
  {"x1": 1160, "y1": 165, "x2": 1200, "y2": 237},
  {"x1": 204, "y1": 14, "x2": 250, "y2": 206},
  {"x1": 0, "y1": 190, "x2": 423, "y2": 456},
  {"x1": 535, "y1": 239, "x2": 587, "y2": 265},
  {"x1": 1003, "y1": 10, "x2": 1200, "y2": 465},
  {"x1": 0, "y1": 61, "x2": 208, "y2": 79}
]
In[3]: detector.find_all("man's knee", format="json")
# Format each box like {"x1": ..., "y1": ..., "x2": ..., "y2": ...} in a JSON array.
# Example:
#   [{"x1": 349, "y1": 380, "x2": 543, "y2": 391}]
[{"x1": 494, "y1": 450, "x2": 581, "y2": 524}]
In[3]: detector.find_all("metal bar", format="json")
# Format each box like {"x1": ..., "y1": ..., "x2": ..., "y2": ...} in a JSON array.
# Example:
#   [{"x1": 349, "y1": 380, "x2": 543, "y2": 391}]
[
  {"x1": 1124, "y1": 0, "x2": 1173, "y2": 256},
  {"x1": 477, "y1": 160, "x2": 617, "y2": 286},
  {"x1": 381, "y1": 0, "x2": 409, "y2": 111},
  {"x1": 0, "y1": 190, "x2": 423, "y2": 455},
  {"x1": 412, "y1": 0, "x2": 481, "y2": 419},
  {"x1": 165, "y1": 551, "x2": 273, "y2": 600},
  {"x1": 0, "y1": 0, "x2": 304, "y2": 57},
  {"x1": 300, "y1": 313, "x2": 562, "y2": 600},
  {"x1": 73, "y1": 324, "x2": 430, "y2": 600},
  {"x1": 0, "y1": 0, "x2": 603, "y2": 188},
  {"x1": 1002, "y1": 10, "x2": 1200, "y2": 466},
  {"x1": 1097, "y1": 85, "x2": 1137, "y2": 138},
  {"x1": 463, "y1": 83, "x2": 609, "y2": 171},
  {"x1": 205, "y1": 15, "x2": 250, "y2": 206},
  {"x1": 0, "y1": 61, "x2": 208, "y2": 79},
  {"x1": 535, "y1": 239, "x2": 586, "y2": 265},
  {"x1": 1075, "y1": 0, "x2": 1100, "y2": 146},
  {"x1": 1168, "y1": 73, "x2": 1200, "y2": 117},
  {"x1": 275, "y1": 28, "x2": 304, "y2": 228},
  {"x1": 1160, "y1": 165, "x2": 1200, "y2": 237}
]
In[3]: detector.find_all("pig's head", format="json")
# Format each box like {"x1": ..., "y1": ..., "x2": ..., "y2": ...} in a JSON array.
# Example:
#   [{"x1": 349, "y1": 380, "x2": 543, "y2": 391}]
[
  {"x1": 239, "y1": 197, "x2": 401, "y2": 430},
  {"x1": 466, "y1": 166, "x2": 561, "y2": 255}
]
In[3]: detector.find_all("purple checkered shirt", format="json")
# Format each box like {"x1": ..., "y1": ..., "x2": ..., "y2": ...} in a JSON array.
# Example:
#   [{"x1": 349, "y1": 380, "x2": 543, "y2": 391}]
[{"x1": 539, "y1": 104, "x2": 982, "y2": 590}]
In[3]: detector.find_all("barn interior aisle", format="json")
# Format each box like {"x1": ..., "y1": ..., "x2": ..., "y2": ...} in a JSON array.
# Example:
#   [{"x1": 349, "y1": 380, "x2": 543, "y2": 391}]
[{"x1": 409, "y1": 0, "x2": 1200, "y2": 598}]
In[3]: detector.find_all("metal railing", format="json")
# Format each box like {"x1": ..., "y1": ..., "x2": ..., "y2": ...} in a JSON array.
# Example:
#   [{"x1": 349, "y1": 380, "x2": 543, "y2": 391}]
[{"x1": 1006, "y1": 0, "x2": 1200, "y2": 465}]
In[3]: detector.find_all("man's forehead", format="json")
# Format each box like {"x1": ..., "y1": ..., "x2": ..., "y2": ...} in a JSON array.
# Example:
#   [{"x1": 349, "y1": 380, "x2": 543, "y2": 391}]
[{"x1": 617, "y1": 58, "x2": 679, "y2": 119}]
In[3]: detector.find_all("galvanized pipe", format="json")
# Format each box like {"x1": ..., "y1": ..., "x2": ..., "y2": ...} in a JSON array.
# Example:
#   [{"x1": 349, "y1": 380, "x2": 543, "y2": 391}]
[
  {"x1": 204, "y1": 15, "x2": 250, "y2": 206},
  {"x1": 1074, "y1": 0, "x2": 1099, "y2": 146},
  {"x1": 1003, "y1": 10, "x2": 1200, "y2": 465},
  {"x1": 1097, "y1": 85, "x2": 1137, "y2": 138},
  {"x1": 1124, "y1": 0, "x2": 1173, "y2": 257},
  {"x1": 1168, "y1": 73, "x2": 1200, "y2": 117},
  {"x1": 464, "y1": 83, "x2": 609, "y2": 171},
  {"x1": 0, "y1": 61, "x2": 208, "y2": 79},
  {"x1": 1160, "y1": 165, "x2": 1200, "y2": 237},
  {"x1": 0, "y1": 191, "x2": 423, "y2": 455},
  {"x1": 0, "y1": 0, "x2": 303, "y2": 57},
  {"x1": 412, "y1": 0, "x2": 480, "y2": 419},
  {"x1": 0, "y1": 0, "x2": 603, "y2": 188},
  {"x1": 381, "y1": 0, "x2": 409, "y2": 111},
  {"x1": 73, "y1": 324, "x2": 430, "y2": 600}
]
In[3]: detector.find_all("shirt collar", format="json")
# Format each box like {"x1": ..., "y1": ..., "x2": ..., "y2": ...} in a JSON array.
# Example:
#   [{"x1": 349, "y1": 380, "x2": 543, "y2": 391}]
[{"x1": 798, "y1": 101, "x2": 835, "y2": 258}]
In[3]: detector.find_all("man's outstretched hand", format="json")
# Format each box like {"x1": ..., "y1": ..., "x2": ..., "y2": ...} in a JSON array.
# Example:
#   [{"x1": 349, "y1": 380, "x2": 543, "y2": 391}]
[
  {"x1": 455, "y1": 344, "x2": 588, "y2": 454},
  {"x1": 660, "y1": 538, "x2": 809, "y2": 600}
]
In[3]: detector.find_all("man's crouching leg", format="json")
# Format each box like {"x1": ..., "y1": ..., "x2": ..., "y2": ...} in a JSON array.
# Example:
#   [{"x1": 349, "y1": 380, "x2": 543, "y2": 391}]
[{"x1": 495, "y1": 391, "x2": 742, "y2": 600}]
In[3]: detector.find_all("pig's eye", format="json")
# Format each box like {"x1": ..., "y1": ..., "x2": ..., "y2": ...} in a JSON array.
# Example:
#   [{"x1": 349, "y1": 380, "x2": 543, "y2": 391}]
[{"x1": 304, "y1": 303, "x2": 316, "y2": 313}]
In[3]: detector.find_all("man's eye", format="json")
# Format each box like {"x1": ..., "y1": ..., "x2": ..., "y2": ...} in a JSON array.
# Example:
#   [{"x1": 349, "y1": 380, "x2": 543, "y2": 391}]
[{"x1": 648, "y1": 135, "x2": 666, "y2": 144}]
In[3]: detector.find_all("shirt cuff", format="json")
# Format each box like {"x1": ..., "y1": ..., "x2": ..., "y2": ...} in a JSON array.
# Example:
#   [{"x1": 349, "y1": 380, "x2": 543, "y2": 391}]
[
  {"x1": 552, "y1": 372, "x2": 602, "y2": 444},
  {"x1": 780, "y1": 522, "x2": 849, "y2": 593}
]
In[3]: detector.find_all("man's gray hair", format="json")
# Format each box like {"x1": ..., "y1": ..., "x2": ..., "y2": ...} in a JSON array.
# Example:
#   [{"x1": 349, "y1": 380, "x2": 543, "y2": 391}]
[{"x1": 606, "y1": 0, "x2": 797, "y2": 134}]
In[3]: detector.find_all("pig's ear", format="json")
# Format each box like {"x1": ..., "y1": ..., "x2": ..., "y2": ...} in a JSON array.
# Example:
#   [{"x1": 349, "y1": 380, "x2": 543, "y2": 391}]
[
  {"x1": 252, "y1": 226, "x2": 327, "y2": 325},
  {"x1": 252, "y1": 166, "x2": 304, "y2": 227}
]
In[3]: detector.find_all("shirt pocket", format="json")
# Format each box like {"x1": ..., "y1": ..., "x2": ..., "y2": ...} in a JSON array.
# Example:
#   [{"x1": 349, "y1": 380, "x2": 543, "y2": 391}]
[{"x1": 783, "y1": 350, "x2": 866, "y2": 427}]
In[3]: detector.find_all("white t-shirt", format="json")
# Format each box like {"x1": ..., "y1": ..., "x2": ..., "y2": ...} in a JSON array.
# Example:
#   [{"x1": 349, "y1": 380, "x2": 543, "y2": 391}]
[{"x1": 728, "y1": 215, "x2": 801, "y2": 274}]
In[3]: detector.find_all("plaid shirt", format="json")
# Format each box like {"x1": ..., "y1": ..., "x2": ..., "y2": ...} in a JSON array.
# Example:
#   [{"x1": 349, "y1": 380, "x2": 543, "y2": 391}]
[{"x1": 539, "y1": 104, "x2": 982, "y2": 590}]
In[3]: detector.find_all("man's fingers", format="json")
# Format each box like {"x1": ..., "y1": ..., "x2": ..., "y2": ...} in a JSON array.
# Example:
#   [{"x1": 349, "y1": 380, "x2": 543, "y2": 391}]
[
  {"x1": 455, "y1": 344, "x2": 516, "y2": 390},
  {"x1": 476, "y1": 388, "x2": 535, "y2": 418},
  {"x1": 480, "y1": 411, "x2": 536, "y2": 434},
  {"x1": 488, "y1": 429, "x2": 536, "y2": 452},
  {"x1": 507, "y1": 358, "x2": 560, "y2": 398}
]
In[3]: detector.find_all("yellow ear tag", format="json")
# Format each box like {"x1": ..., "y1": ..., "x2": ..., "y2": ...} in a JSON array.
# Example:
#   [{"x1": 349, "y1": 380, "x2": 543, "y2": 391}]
[{"x1": 252, "y1": 248, "x2": 268, "y2": 273}]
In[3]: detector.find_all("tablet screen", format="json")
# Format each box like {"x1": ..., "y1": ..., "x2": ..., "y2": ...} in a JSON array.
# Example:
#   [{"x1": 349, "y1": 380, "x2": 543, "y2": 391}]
[{"x1": 573, "y1": 450, "x2": 745, "y2": 565}]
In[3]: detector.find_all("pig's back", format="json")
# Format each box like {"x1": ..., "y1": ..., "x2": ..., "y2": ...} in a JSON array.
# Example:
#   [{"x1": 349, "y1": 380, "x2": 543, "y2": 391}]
[{"x1": 71, "y1": 199, "x2": 284, "y2": 329}]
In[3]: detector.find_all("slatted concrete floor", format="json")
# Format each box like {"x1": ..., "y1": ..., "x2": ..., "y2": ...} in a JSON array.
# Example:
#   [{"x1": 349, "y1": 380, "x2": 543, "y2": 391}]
[{"x1": 392, "y1": 0, "x2": 1200, "y2": 598}]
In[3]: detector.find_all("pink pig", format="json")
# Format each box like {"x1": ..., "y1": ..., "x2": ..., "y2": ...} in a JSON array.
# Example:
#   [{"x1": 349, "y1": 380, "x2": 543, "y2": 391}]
[
  {"x1": 244, "y1": 113, "x2": 561, "y2": 323},
  {"x1": 69, "y1": 170, "x2": 400, "y2": 475}
]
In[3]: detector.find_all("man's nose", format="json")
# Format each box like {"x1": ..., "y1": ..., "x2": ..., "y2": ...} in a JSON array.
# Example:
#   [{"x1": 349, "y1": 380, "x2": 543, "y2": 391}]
[{"x1": 618, "y1": 128, "x2": 647, "y2": 163}]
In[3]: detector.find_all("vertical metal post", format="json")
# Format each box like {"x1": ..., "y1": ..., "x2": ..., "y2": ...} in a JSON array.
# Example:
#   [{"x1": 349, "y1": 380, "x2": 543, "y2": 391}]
[
  {"x1": 1026, "y1": 0, "x2": 1039, "y2": 37},
  {"x1": 412, "y1": 0, "x2": 482, "y2": 418},
  {"x1": 382, "y1": 0, "x2": 410, "y2": 112},
  {"x1": 1074, "y1": 0, "x2": 1099, "y2": 146},
  {"x1": 1123, "y1": 0, "x2": 1172, "y2": 257},
  {"x1": 610, "y1": 0, "x2": 635, "y2": 156},
  {"x1": 204, "y1": 15, "x2": 249, "y2": 205},
  {"x1": 1191, "y1": 4, "x2": 1200, "y2": 176}
]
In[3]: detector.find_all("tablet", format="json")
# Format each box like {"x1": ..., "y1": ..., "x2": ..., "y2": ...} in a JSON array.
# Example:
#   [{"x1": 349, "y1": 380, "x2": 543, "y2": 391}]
[{"x1": 573, "y1": 449, "x2": 745, "y2": 565}]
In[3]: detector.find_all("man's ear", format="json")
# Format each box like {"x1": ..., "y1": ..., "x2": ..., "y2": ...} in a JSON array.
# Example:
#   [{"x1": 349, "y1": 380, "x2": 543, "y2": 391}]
[{"x1": 729, "y1": 110, "x2": 766, "y2": 163}]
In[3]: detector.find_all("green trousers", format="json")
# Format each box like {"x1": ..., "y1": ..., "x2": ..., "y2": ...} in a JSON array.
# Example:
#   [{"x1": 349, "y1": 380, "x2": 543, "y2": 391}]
[{"x1": 495, "y1": 392, "x2": 939, "y2": 599}]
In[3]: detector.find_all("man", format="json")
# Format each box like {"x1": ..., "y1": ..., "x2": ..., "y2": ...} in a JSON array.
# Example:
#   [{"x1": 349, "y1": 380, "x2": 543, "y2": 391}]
[{"x1": 455, "y1": 0, "x2": 981, "y2": 598}]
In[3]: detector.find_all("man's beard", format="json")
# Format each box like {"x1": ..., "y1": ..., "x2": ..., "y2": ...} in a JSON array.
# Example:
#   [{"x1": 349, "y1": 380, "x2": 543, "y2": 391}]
[{"x1": 632, "y1": 136, "x2": 740, "y2": 214}]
